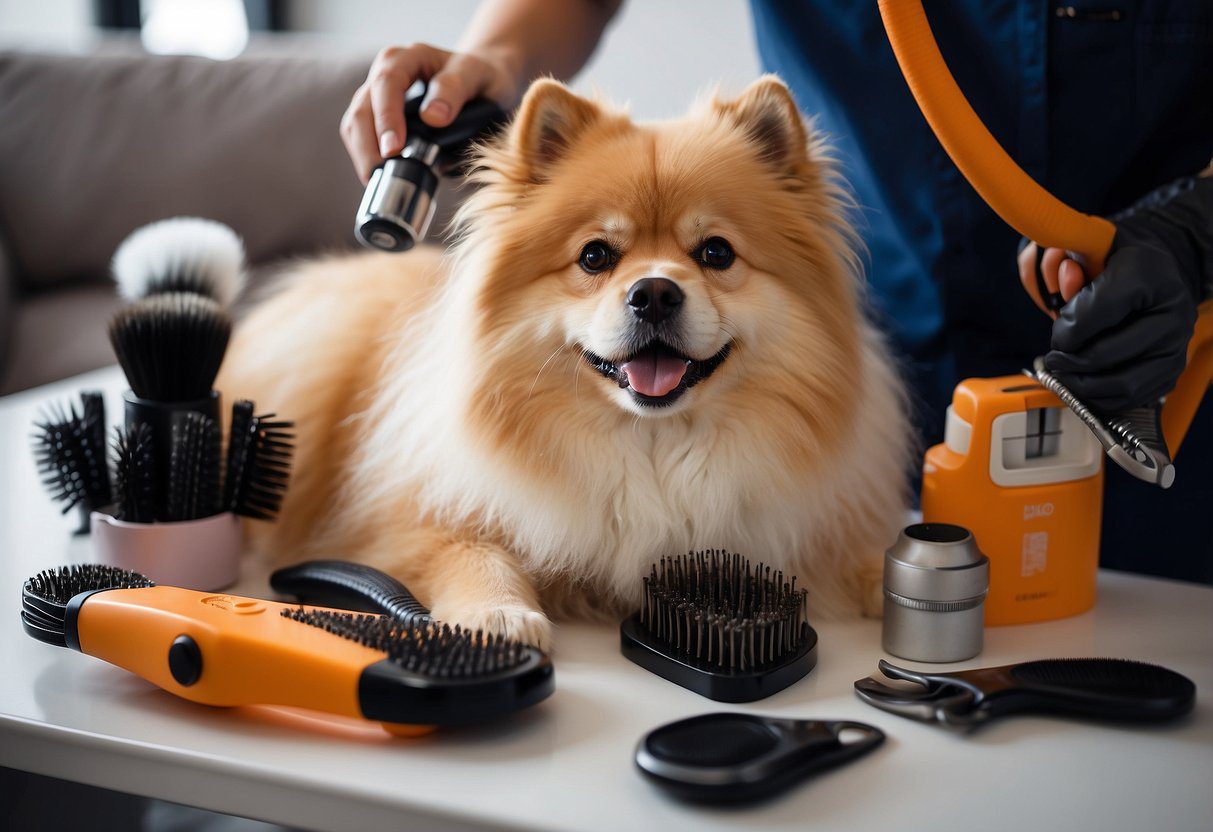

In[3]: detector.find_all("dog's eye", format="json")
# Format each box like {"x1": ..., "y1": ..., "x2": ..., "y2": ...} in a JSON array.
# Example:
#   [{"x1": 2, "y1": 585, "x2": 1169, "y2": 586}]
[
  {"x1": 578, "y1": 241, "x2": 617, "y2": 273},
  {"x1": 695, "y1": 237, "x2": 735, "y2": 270}
]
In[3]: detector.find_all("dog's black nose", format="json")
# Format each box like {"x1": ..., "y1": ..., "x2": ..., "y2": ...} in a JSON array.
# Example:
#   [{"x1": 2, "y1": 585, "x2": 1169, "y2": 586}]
[{"x1": 627, "y1": 277, "x2": 684, "y2": 324}]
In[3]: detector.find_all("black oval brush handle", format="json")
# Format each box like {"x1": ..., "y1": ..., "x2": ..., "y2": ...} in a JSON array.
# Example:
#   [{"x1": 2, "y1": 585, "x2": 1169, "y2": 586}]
[
  {"x1": 270, "y1": 560, "x2": 431, "y2": 627},
  {"x1": 984, "y1": 658, "x2": 1197, "y2": 722}
]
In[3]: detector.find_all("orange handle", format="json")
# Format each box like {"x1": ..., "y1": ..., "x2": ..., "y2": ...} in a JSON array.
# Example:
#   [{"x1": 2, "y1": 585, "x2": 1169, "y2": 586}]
[
  {"x1": 877, "y1": 0, "x2": 1116, "y2": 274},
  {"x1": 1163, "y1": 301, "x2": 1213, "y2": 454},
  {"x1": 77, "y1": 586, "x2": 382, "y2": 717}
]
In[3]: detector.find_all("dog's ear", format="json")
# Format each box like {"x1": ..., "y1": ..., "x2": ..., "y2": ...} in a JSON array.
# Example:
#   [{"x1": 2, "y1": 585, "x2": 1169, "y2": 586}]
[
  {"x1": 717, "y1": 75, "x2": 809, "y2": 174},
  {"x1": 510, "y1": 79, "x2": 603, "y2": 182}
]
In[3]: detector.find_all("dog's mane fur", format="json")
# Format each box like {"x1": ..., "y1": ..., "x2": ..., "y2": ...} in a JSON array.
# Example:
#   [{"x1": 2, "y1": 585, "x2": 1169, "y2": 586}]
[{"x1": 216, "y1": 77, "x2": 912, "y2": 642}]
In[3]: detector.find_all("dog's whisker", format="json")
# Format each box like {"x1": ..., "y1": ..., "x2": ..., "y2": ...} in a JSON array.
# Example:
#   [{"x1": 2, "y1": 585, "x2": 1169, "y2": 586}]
[{"x1": 525, "y1": 344, "x2": 570, "y2": 402}]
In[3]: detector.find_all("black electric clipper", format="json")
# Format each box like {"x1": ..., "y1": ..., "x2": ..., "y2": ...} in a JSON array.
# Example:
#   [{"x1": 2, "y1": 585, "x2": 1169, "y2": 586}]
[{"x1": 355, "y1": 84, "x2": 508, "y2": 252}]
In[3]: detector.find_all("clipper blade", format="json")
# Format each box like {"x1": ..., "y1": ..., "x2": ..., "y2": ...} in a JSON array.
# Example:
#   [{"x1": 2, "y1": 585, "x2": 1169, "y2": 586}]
[{"x1": 1030, "y1": 357, "x2": 1174, "y2": 488}]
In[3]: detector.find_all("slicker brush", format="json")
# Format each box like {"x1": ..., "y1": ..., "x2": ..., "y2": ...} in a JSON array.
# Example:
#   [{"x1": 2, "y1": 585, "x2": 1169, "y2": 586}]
[{"x1": 620, "y1": 550, "x2": 818, "y2": 702}]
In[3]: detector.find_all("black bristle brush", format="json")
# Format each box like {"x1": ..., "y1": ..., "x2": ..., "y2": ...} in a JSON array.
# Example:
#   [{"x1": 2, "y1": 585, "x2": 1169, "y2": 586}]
[
  {"x1": 112, "y1": 423, "x2": 156, "y2": 523},
  {"x1": 224, "y1": 399, "x2": 295, "y2": 521},
  {"x1": 31, "y1": 393, "x2": 113, "y2": 531},
  {"x1": 107, "y1": 292, "x2": 230, "y2": 403},
  {"x1": 21, "y1": 565, "x2": 155, "y2": 647},
  {"x1": 109, "y1": 218, "x2": 246, "y2": 509},
  {"x1": 166, "y1": 412, "x2": 221, "y2": 522},
  {"x1": 108, "y1": 217, "x2": 244, "y2": 405},
  {"x1": 620, "y1": 550, "x2": 818, "y2": 702}
]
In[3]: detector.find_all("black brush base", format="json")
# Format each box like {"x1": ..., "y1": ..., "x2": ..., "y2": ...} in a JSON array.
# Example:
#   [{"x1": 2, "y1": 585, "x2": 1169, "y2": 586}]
[{"x1": 620, "y1": 613, "x2": 818, "y2": 703}]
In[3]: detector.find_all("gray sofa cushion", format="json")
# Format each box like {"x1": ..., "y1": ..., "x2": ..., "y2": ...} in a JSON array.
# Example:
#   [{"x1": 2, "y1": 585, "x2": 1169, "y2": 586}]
[
  {"x1": 0, "y1": 48, "x2": 371, "y2": 290},
  {"x1": 0, "y1": 282, "x2": 125, "y2": 393}
]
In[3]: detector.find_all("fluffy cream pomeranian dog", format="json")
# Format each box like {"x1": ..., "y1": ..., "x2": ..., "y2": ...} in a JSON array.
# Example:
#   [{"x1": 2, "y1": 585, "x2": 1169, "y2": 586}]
[{"x1": 120, "y1": 76, "x2": 911, "y2": 649}]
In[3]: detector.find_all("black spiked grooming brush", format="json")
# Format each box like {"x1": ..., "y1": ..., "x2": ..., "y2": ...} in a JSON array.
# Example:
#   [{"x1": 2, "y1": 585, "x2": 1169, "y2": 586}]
[
  {"x1": 31, "y1": 396, "x2": 113, "y2": 532},
  {"x1": 112, "y1": 423, "x2": 156, "y2": 523},
  {"x1": 620, "y1": 550, "x2": 818, "y2": 702},
  {"x1": 21, "y1": 564, "x2": 154, "y2": 647},
  {"x1": 281, "y1": 608, "x2": 553, "y2": 725},
  {"x1": 283, "y1": 609, "x2": 531, "y2": 678},
  {"x1": 224, "y1": 399, "x2": 294, "y2": 521},
  {"x1": 166, "y1": 412, "x2": 221, "y2": 522}
]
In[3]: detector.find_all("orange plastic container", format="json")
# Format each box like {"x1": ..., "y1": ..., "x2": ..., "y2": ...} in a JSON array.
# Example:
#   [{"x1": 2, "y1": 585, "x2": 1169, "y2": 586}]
[{"x1": 921, "y1": 377, "x2": 1104, "y2": 626}]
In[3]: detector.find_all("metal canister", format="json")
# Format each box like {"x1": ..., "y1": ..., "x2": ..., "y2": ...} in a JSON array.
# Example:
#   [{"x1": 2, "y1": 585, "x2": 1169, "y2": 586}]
[{"x1": 882, "y1": 523, "x2": 989, "y2": 663}]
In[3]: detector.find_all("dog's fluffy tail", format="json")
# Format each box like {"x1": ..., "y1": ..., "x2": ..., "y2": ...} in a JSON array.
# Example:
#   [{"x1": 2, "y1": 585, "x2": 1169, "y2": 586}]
[{"x1": 112, "y1": 217, "x2": 245, "y2": 306}]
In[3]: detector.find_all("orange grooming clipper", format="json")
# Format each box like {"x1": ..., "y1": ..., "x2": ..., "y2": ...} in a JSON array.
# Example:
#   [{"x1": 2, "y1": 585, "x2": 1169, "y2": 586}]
[{"x1": 879, "y1": 0, "x2": 1213, "y2": 624}]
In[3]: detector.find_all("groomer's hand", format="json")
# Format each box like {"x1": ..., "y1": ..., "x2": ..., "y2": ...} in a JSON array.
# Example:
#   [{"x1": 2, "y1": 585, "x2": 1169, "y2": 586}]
[
  {"x1": 1017, "y1": 175, "x2": 1212, "y2": 413},
  {"x1": 341, "y1": 44, "x2": 519, "y2": 184}
]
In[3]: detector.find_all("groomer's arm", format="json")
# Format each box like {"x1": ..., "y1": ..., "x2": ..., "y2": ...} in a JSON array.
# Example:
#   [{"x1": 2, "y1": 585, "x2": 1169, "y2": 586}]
[{"x1": 341, "y1": 0, "x2": 623, "y2": 183}]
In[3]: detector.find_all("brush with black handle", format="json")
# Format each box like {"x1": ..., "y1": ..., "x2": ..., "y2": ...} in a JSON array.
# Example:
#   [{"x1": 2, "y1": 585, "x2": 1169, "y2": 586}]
[{"x1": 108, "y1": 217, "x2": 244, "y2": 520}]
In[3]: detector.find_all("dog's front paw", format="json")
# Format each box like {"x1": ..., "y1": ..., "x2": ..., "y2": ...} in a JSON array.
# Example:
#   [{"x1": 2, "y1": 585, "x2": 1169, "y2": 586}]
[{"x1": 431, "y1": 603, "x2": 554, "y2": 652}]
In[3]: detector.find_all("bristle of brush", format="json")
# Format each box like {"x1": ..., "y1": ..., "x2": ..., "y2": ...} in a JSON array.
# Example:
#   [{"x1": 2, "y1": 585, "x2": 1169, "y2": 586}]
[
  {"x1": 25, "y1": 564, "x2": 154, "y2": 606},
  {"x1": 113, "y1": 423, "x2": 157, "y2": 522},
  {"x1": 112, "y1": 217, "x2": 245, "y2": 306},
  {"x1": 31, "y1": 398, "x2": 112, "y2": 513},
  {"x1": 223, "y1": 400, "x2": 255, "y2": 511},
  {"x1": 107, "y1": 292, "x2": 231, "y2": 401},
  {"x1": 637, "y1": 550, "x2": 809, "y2": 673},
  {"x1": 224, "y1": 399, "x2": 294, "y2": 521},
  {"x1": 22, "y1": 564, "x2": 155, "y2": 646},
  {"x1": 282, "y1": 608, "x2": 530, "y2": 678},
  {"x1": 166, "y1": 412, "x2": 221, "y2": 521}
]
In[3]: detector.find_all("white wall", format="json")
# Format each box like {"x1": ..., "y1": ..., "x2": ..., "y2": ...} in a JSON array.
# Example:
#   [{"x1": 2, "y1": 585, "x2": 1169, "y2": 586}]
[
  {"x1": 278, "y1": 0, "x2": 761, "y2": 119},
  {"x1": 0, "y1": 0, "x2": 92, "y2": 43},
  {"x1": 0, "y1": 0, "x2": 761, "y2": 119}
]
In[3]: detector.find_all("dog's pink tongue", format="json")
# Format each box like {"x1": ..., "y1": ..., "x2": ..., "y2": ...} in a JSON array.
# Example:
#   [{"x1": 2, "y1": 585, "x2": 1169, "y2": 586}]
[{"x1": 621, "y1": 353, "x2": 689, "y2": 397}]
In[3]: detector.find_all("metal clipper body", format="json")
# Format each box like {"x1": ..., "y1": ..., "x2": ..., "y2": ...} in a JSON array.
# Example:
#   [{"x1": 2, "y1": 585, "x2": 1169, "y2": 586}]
[
  {"x1": 921, "y1": 377, "x2": 1104, "y2": 626},
  {"x1": 355, "y1": 86, "x2": 507, "y2": 252}
]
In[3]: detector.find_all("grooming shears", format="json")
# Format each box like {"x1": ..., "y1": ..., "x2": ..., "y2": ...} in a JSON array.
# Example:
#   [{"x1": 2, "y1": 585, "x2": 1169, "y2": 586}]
[
  {"x1": 854, "y1": 660, "x2": 990, "y2": 727},
  {"x1": 854, "y1": 658, "x2": 1196, "y2": 728}
]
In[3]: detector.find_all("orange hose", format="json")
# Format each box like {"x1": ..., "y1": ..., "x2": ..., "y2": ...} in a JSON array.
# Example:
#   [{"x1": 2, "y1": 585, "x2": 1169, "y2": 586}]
[
  {"x1": 880, "y1": 0, "x2": 1210, "y2": 457},
  {"x1": 877, "y1": 0, "x2": 1115, "y2": 274},
  {"x1": 1163, "y1": 301, "x2": 1213, "y2": 454}
]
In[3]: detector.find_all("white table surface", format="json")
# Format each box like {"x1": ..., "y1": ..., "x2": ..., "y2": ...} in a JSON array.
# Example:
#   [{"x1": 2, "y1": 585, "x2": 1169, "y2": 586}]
[{"x1": 2, "y1": 366, "x2": 1211, "y2": 832}]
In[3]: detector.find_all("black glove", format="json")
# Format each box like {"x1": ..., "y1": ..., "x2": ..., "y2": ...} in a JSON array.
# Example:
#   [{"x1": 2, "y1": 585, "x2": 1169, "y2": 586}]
[{"x1": 1043, "y1": 175, "x2": 1213, "y2": 414}]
